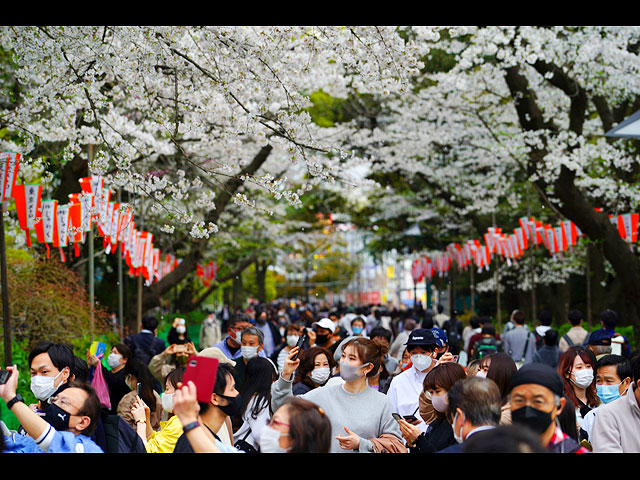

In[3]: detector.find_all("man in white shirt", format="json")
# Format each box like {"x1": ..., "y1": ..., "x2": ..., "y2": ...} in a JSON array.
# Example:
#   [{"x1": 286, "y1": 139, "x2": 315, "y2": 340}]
[{"x1": 387, "y1": 329, "x2": 439, "y2": 434}]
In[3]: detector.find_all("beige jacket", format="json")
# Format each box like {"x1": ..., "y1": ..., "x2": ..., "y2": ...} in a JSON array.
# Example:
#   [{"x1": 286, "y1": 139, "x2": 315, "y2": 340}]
[{"x1": 591, "y1": 383, "x2": 640, "y2": 453}]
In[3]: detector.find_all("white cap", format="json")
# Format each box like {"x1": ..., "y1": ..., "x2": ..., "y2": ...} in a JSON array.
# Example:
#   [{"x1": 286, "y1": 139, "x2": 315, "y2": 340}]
[{"x1": 312, "y1": 317, "x2": 336, "y2": 333}]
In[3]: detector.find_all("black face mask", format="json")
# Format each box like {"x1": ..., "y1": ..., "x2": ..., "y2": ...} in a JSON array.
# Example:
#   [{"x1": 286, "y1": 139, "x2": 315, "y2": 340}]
[
  {"x1": 44, "y1": 403, "x2": 72, "y2": 431},
  {"x1": 511, "y1": 405, "x2": 554, "y2": 434},
  {"x1": 217, "y1": 393, "x2": 243, "y2": 417},
  {"x1": 316, "y1": 334, "x2": 329, "y2": 345}
]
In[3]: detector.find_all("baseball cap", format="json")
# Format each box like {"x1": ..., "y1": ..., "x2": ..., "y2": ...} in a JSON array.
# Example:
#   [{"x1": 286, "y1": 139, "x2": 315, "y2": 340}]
[
  {"x1": 431, "y1": 328, "x2": 448, "y2": 347},
  {"x1": 588, "y1": 329, "x2": 613, "y2": 346},
  {"x1": 405, "y1": 328, "x2": 437, "y2": 348},
  {"x1": 312, "y1": 318, "x2": 336, "y2": 333}
]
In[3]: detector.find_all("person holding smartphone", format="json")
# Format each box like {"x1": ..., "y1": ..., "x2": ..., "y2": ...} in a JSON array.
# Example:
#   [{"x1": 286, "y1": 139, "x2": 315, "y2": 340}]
[
  {"x1": 387, "y1": 329, "x2": 453, "y2": 435},
  {"x1": 271, "y1": 336, "x2": 405, "y2": 453}
]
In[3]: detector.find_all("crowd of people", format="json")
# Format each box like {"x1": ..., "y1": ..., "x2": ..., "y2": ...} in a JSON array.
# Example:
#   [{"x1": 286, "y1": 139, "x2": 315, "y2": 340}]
[{"x1": 1, "y1": 299, "x2": 639, "y2": 454}]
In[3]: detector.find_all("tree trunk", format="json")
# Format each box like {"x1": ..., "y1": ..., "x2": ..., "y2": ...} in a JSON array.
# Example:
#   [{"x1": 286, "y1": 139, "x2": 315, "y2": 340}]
[
  {"x1": 135, "y1": 145, "x2": 272, "y2": 317},
  {"x1": 255, "y1": 259, "x2": 268, "y2": 304}
]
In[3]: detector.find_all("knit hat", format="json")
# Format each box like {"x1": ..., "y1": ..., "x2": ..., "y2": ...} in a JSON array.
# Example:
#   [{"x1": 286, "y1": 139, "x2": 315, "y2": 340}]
[{"x1": 509, "y1": 362, "x2": 564, "y2": 397}]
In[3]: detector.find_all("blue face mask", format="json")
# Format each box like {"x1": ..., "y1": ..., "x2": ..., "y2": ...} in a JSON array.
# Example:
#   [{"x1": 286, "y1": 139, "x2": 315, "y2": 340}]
[
  {"x1": 596, "y1": 382, "x2": 623, "y2": 404},
  {"x1": 352, "y1": 327, "x2": 364, "y2": 335}
]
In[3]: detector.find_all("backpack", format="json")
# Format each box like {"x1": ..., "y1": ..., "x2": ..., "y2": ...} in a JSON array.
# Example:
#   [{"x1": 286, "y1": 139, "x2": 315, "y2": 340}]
[{"x1": 472, "y1": 337, "x2": 501, "y2": 360}]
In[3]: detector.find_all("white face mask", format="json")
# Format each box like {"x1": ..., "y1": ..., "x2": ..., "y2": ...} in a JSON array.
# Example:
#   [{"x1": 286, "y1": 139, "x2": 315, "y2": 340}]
[
  {"x1": 176, "y1": 326, "x2": 186, "y2": 334},
  {"x1": 241, "y1": 345, "x2": 259, "y2": 360},
  {"x1": 411, "y1": 353, "x2": 433, "y2": 372},
  {"x1": 475, "y1": 370, "x2": 487, "y2": 379},
  {"x1": 571, "y1": 369, "x2": 594, "y2": 389},
  {"x1": 286, "y1": 335, "x2": 299, "y2": 347},
  {"x1": 107, "y1": 353, "x2": 122, "y2": 369},
  {"x1": 452, "y1": 411, "x2": 465, "y2": 444},
  {"x1": 431, "y1": 393, "x2": 449, "y2": 413},
  {"x1": 30, "y1": 370, "x2": 65, "y2": 401},
  {"x1": 259, "y1": 425, "x2": 289, "y2": 453},
  {"x1": 161, "y1": 392, "x2": 174, "y2": 413},
  {"x1": 310, "y1": 367, "x2": 331, "y2": 385}
]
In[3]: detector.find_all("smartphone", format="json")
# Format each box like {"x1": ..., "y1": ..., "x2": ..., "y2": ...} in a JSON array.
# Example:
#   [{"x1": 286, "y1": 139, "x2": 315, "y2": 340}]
[
  {"x1": 174, "y1": 344, "x2": 188, "y2": 353},
  {"x1": 403, "y1": 415, "x2": 418, "y2": 422},
  {"x1": 183, "y1": 355, "x2": 219, "y2": 403},
  {"x1": 291, "y1": 330, "x2": 308, "y2": 361},
  {"x1": 0, "y1": 369, "x2": 10, "y2": 385},
  {"x1": 136, "y1": 382, "x2": 142, "y2": 396},
  {"x1": 452, "y1": 355, "x2": 459, "y2": 363},
  {"x1": 392, "y1": 412, "x2": 403, "y2": 422}
]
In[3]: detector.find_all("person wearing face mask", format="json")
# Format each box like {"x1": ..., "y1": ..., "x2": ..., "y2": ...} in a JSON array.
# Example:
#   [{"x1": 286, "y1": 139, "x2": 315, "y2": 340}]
[
  {"x1": 398, "y1": 362, "x2": 467, "y2": 453},
  {"x1": 275, "y1": 324, "x2": 303, "y2": 373},
  {"x1": 233, "y1": 357, "x2": 278, "y2": 452},
  {"x1": 27, "y1": 342, "x2": 75, "y2": 412},
  {"x1": 436, "y1": 376, "x2": 502, "y2": 453},
  {"x1": 253, "y1": 309, "x2": 281, "y2": 358},
  {"x1": 350, "y1": 317, "x2": 367, "y2": 338},
  {"x1": 580, "y1": 354, "x2": 633, "y2": 445},
  {"x1": 86, "y1": 343, "x2": 132, "y2": 415},
  {"x1": 0, "y1": 365, "x2": 104, "y2": 453},
  {"x1": 212, "y1": 315, "x2": 252, "y2": 360},
  {"x1": 387, "y1": 329, "x2": 445, "y2": 435},
  {"x1": 312, "y1": 317, "x2": 339, "y2": 352},
  {"x1": 477, "y1": 352, "x2": 518, "y2": 425},
  {"x1": 272, "y1": 336, "x2": 406, "y2": 453},
  {"x1": 292, "y1": 347, "x2": 336, "y2": 395},
  {"x1": 590, "y1": 351, "x2": 640, "y2": 453},
  {"x1": 172, "y1": 362, "x2": 243, "y2": 453},
  {"x1": 557, "y1": 346, "x2": 599, "y2": 431},
  {"x1": 117, "y1": 358, "x2": 163, "y2": 432},
  {"x1": 167, "y1": 317, "x2": 191, "y2": 345},
  {"x1": 232, "y1": 326, "x2": 269, "y2": 395},
  {"x1": 508, "y1": 362, "x2": 591, "y2": 453},
  {"x1": 199, "y1": 312, "x2": 222, "y2": 350},
  {"x1": 131, "y1": 367, "x2": 186, "y2": 452}
]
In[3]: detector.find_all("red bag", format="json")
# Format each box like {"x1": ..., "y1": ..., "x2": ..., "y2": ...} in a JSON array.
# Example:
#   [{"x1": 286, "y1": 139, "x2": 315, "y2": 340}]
[{"x1": 91, "y1": 364, "x2": 112, "y2": 410}]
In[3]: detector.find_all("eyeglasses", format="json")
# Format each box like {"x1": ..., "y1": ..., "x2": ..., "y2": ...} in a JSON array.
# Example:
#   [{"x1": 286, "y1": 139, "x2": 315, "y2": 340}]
[{"x1": 267, "y1": 417, "x2": 290, "y2": 429}]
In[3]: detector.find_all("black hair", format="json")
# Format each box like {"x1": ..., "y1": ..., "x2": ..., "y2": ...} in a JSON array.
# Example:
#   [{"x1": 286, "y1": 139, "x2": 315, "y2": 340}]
[
  {"x1": 164, "y1": 366, "x2": 186, "y2": 390},
  {"x1": 29, "y1": 342, "x2": 75, "y2": 373},
  {"x1": 123, "y1": 358, "x2": 157, "y2": 412},
  {"x1": 198, "y1": 362, "x2": 236, "y2": 414},
  {"x1": 369, "y1": 326, "x2": 393, "y2": 343},
  {"x1": 469, "y1": 316, "x2": 481, "y2": 329},
  {"x1": 568, "y1": 309, "x2": 583, "y2": 326},
  {"x1": 141, "y1": 315, "x2": 158, "y2": 332},
  {"x1": 543, "y1": 329, "x2": 559, "y2": 347},
  {"x1": 600, "y1": 309, "x2": 619, "y2": 330},
  {"x1": 595, "y1": 354, "x2": 632, "y2": 383},
  {"x1": 71, "y1": 356, "x2": 90, "y2": 383},
  {"x1": 539, "y1": 311, "x2": 553, "y2": 326},
  {"x1": 511, "y1": 310, "x2": 525, "y2": 326},
  {"x1": 481, "y1": 324, "x2": 496, "y2": 336},
  {"x1": 240, "y1": 357, "x2": 277, "y2": 420},
  {"x1": 558, "y1": 395, "x2": 579, "y2": 442},
  {"x1": 437, "y1": 305, "x2": 444, "y2": 314}
]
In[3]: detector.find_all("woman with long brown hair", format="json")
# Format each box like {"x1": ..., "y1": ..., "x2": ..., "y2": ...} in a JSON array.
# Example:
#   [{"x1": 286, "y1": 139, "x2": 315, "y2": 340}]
[{"x1": 557, "y1": 346, "x2": 599, "y2": 430}]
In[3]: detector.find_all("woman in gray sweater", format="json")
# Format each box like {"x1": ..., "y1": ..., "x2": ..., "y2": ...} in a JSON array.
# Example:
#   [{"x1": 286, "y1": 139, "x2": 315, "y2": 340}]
[{"x1": 271, "y1": 336, "x2": 404, "y2": 453}]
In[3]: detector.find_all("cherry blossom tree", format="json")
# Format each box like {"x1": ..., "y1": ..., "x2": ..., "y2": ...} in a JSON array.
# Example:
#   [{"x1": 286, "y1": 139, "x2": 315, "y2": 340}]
[
  {"x1": 345, "y1": 26, "x2": 640, "y2": 333},
  {"x1": 0, "y1": 26, "x2": 430, "y2": 321}
]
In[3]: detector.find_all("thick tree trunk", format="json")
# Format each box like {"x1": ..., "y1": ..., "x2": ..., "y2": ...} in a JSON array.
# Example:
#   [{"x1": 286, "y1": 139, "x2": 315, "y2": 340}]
[{"x1": 136, "y1": 145, "x2": 272, "y2": 317}]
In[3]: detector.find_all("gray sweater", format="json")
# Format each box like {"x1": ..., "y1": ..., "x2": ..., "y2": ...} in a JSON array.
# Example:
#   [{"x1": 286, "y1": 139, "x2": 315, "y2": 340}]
[{"x1": 271, "y1": 374, "x2": 403, "y2": 453}]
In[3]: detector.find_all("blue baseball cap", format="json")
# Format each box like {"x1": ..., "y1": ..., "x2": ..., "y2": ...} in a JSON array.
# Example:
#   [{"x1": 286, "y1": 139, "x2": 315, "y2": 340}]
[{"x1": 431, "y1": 328, "x2": 448, "y2": 347}]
